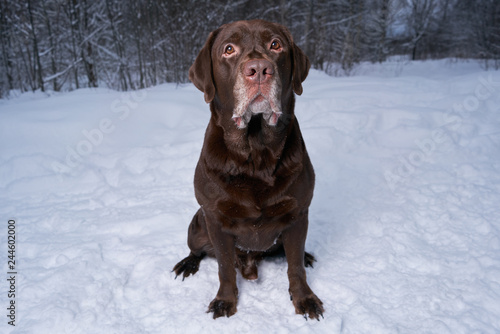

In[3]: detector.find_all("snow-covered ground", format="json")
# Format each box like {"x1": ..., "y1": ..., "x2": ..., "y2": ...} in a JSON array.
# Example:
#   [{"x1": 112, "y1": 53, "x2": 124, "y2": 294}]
[{"x1": 1, "y1": 59, "x2": 500, "y2": 333}]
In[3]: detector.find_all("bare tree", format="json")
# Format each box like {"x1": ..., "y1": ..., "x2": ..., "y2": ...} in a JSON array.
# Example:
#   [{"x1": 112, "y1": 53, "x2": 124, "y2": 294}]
[
  {"x1": 404, "y1": 0, "x2": 438, "y2": 60},
  {"x1": 27, "y1": 0, "x2": 44, "y2": 91},
  {"x1": 0, "y1": 0, "x2": 14, "y2": 97},
  {"x1": 470, "y1": 0, "x2": 500, "y2": 69}
]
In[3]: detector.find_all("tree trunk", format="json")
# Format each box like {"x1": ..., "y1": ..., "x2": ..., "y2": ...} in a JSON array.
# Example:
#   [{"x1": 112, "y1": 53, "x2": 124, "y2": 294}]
[{"x1": 27, "y1": 0, "x2": 44, "y2": 92}]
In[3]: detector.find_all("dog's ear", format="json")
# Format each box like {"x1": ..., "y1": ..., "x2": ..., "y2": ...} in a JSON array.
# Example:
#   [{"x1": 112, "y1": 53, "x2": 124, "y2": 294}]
[
  {"x1": 291, "y1": 43, "x2": 310, "y2": 96},
  {"x1": 189, "y1": 29, "x2": 220, "y2": 104}
]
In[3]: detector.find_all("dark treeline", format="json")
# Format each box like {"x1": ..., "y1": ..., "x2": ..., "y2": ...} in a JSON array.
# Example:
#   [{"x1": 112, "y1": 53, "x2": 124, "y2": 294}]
[{"x1": 0, "y1": 0, "x2": 499, "y2": 97}]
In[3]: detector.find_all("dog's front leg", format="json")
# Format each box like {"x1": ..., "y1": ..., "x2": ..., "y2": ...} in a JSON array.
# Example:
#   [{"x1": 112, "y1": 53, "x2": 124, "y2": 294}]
[
  {"x1": 205, "y1": 214, "x2": 238, "y2": 319},
  {"x1": 282, "y1": 211, "x2": 324, "y2": 320}
]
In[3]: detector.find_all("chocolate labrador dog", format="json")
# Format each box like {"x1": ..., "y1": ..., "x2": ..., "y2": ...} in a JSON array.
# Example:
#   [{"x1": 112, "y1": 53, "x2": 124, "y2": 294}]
[{"x1": 173, "y1": 19, "x2": 323, "y2": 320}]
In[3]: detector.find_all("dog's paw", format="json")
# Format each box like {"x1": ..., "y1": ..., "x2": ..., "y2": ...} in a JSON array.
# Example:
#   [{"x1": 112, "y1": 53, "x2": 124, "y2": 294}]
[
  {"x1": 207, "y1": 298, "x2": 237, "y2": 319},
  {"x1": 304, "y1": 252, "x2": 316, "y2": 268},
  {"x1": 172, "y1": 254, "x2": 204, "y2": 280},
  {"x1": 292, "y1": 294, "x2": 324, "y2": 321}
]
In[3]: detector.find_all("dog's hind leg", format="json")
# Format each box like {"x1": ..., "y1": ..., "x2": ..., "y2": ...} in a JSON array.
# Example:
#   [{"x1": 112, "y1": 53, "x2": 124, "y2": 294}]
[{"x1": 173, "y1": 209, "x2": 214, "y2": 280}]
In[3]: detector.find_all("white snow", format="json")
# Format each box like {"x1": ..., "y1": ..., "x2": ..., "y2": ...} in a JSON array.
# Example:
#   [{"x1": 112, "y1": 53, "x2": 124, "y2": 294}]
[{"x1": 1, "y1": 59, "x2": 500, "y2": 333}]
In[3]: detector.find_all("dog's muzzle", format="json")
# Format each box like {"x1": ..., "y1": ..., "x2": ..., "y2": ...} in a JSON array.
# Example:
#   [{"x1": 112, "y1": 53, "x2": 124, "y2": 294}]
[{"x1": 232, "y1": 61, "x2": 282, "y2": 129}]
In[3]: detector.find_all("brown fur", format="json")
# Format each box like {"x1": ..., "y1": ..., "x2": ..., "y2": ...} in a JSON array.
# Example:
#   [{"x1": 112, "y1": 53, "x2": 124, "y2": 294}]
[{"x1": 173, "y1": 20, "x2": 323, "y2": 320}]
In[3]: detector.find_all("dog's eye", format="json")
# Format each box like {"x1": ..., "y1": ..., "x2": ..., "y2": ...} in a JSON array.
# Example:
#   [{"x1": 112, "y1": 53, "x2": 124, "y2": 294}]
[
  {"x1": 224, "y1": 45, "x2": 236, "y2": 55},
  {"x1": 270, "y1": 40, "x2": 282, "y2": 51}
]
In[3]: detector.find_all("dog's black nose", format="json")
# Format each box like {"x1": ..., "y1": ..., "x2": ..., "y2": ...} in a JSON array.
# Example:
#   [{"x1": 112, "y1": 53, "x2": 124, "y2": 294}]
[{"x1": 244, "y1": 59, "x2": 274, "y2": 83}]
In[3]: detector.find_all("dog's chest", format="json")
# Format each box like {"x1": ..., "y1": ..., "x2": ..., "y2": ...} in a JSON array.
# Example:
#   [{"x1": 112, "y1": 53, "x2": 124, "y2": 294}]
[
  {"x1": 222, "y1": 196, "x2": 298, "y2": 252},
  {"x1": 233, "y1": 221, "x2": 283, "y2": 252}
]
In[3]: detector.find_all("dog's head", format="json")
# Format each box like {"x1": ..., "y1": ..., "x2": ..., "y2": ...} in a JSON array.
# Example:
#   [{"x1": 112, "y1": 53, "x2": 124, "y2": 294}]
[{"x1": 189, "y1": 20, "x2": 310, "y2": 129}]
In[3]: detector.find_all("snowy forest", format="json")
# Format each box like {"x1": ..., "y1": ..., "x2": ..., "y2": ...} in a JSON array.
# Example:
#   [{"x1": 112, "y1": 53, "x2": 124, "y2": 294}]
[{"x1": 0, "y1": 0, "x2": 499, "y2": 97}]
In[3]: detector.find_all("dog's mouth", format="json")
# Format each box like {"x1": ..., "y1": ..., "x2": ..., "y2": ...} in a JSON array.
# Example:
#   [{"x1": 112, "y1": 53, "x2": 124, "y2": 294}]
[
  {"x1": 232, "y1": 74, "x2": 282, "y2": 129},
  {"x1": 232, "y1": 93, "x2": 281, "y2": 129}
]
